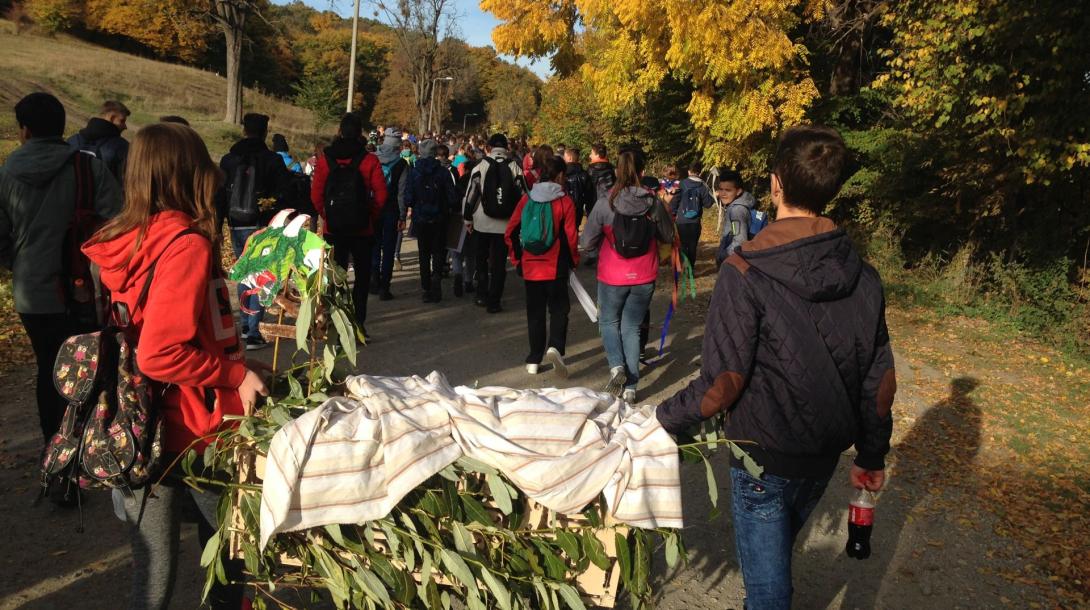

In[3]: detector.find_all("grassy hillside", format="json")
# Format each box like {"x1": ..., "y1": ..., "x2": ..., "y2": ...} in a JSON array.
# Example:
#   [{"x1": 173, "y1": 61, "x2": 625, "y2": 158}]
[{"x1": 0, "y1": 20, "x2": 322, "y2": 162}]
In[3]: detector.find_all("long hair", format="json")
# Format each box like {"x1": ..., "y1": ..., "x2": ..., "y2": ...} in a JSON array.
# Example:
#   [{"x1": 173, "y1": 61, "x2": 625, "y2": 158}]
[
  {"x1": 91, "y1": 123, "x2": 223, "y2": 257},
  {"x1": 609, "y1": 150, "x2": 641, "y2": 207}
]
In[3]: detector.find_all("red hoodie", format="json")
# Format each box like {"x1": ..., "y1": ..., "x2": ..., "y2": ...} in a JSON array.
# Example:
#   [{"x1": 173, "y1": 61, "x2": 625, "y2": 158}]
[
  {"x1": 504, "y1": 183, "x2": 580, "y2": 281},
  {"x1": 83, "y1": 211, "x2": 247, "y2": 453}
]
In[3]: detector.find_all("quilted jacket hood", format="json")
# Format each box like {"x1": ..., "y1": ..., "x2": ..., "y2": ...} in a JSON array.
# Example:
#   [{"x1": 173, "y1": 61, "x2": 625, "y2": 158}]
[{"x1": 740, "y1": 217, "x2": 862, "y2": 303}]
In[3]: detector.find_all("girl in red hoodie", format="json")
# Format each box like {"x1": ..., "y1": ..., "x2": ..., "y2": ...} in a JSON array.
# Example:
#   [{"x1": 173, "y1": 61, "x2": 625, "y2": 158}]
[
  {"x1": 505, "y1": 156, "x2": 580, "y2": 377},
  {"x1": 83, "y1": 123, "x2": 268, "y2": 610}
]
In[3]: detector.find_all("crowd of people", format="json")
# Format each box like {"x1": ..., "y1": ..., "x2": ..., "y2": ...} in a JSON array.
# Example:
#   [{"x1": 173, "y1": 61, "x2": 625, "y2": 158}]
[{"x1": 0, "y1": 91, "x2": 894, "y2": 610}]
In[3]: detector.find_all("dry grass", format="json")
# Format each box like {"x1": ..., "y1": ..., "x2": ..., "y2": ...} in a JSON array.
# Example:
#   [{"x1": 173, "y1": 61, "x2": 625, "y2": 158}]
[{"x1": 0, "y1": 20, "x2": 321, "y2": 160}]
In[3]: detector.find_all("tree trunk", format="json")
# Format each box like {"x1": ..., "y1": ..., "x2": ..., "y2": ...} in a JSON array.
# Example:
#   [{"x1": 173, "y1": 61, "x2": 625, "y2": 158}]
[
  {"x1": 223, "y1": 24, "x2": 244, "y2": 124},
  {"x1": 215, "y1": 0, "x2": 248, "y2": 124}
]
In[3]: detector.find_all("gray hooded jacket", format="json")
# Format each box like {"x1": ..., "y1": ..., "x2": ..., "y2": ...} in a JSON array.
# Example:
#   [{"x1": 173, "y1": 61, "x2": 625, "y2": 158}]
[
  {"x1": 722, "y1": 190, "x2": 757, "y2": 258},
  {"x1": 0, "y1": 137, "x2": 121, "y2": 313},
  {"x1": 579, "y1": 186, "x2": 675, "y2": 255}
]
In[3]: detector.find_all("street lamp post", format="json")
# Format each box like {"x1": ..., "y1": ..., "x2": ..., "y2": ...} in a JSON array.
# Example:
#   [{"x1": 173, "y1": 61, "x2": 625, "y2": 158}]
[
  {"x1": 462, "y1": 112, "x2": 479, "y2": 133},
  {"x1": 429, "y1": 76, "x2": 453, "y2": 134},
  {"x1": 345, "y1": 0, "x2": 361, "y2": 113}
]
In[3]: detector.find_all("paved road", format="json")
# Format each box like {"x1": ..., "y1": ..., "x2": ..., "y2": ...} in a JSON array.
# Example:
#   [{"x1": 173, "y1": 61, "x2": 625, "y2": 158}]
[{"x1": 0, "y1": 237, "x2": 1035, "y2": 609}]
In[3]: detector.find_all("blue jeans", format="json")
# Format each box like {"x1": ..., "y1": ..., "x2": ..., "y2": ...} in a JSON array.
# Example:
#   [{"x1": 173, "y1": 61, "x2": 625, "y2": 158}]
[
  {"x1": 730, "y1": 467, "x2": 831, "y2": 610},
  {"x1": 230, "y1": 227, "x2": 264, "y2": 338},
  {"x1": 371, "y1": 212, "x2": 399, "y2": 290},
  {"x1": 597, "y1": 281, "x2": 654, "y2": 390}
]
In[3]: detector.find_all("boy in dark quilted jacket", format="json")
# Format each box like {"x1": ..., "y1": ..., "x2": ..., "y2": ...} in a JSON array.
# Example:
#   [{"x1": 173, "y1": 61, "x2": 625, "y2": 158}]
[{"x1": 656, "y1": 126, "x2": 896, "y2": 610}]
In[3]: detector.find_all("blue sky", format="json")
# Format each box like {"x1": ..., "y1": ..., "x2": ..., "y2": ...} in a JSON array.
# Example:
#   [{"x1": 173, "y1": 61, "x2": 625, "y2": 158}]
[{"x1": 274, "y1": 0, "x2": 552, "y2": 79}]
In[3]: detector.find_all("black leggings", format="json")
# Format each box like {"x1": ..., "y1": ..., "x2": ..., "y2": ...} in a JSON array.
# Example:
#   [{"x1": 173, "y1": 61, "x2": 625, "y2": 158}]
[{"x1": 20, "y1": 313, "x2": 81, "y2": 441}]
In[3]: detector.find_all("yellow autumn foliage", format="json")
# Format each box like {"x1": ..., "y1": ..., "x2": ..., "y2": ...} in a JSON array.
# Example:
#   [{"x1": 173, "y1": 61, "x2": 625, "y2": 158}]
[{"x1": 482, "y1": 0, "x2": 829, "y2": 164}]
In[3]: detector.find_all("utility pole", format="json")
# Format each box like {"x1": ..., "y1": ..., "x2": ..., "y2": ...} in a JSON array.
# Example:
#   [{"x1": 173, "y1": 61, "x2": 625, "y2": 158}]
[
  {"x1": 345, "y1": 0, "x2": 361, "y2": 113},
  {"x1": 462, "y1": 112, "x2": 478, "y2": 133}
]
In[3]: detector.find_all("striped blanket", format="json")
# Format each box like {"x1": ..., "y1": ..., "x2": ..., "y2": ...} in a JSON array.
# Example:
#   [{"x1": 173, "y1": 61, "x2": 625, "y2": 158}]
[{"x1": 259, "y1": 372, "x2": 683, "y2": 549}]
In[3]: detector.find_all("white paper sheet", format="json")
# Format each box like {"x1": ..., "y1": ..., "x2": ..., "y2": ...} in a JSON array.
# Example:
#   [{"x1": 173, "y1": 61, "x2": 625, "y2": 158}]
[{"x1": 569, "y1": 273, "x2": 597, "y2": 323}]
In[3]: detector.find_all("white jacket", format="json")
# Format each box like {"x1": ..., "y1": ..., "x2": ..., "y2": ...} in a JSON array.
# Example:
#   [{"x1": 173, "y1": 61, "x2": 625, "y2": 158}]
[{"x1": 463, "y1": 148, "x2": 525, "y2": 235}]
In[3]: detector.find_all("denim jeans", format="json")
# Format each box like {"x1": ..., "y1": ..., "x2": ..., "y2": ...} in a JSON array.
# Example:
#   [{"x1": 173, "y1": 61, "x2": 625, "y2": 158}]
[
  {"x1": 371, "y1": 212, "x2": 399, "y2": 290},
  {"x1": 597, "y1": 281, "x2": 654, "y2": 390},
  {"x1": 730, "y1": 467, "x2": 831, "y2": 610},
  {"x1": 230, "y1": 227, "x2": 263, "y2": 337}
]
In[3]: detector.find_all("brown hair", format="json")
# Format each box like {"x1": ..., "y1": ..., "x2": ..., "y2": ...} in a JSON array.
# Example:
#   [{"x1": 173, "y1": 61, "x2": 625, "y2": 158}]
[
  {"x1": 771, "y1": 125, "x2": 849, "y2": 214},
  {"x1": 609, "y1": 150, "x2": 641, "y2": 206},
  {"x1": 91, "y1": 123, "x2": 223, "y2": 257},
  {"x1": 101, "y1": 100, "x2": 131, "y2": 118},
  {"x1": 532, "y1": 145, "x2": 554, "y2": 172}
]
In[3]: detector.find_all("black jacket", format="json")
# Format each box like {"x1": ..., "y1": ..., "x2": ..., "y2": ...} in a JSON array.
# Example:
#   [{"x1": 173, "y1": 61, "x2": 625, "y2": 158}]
[
  {"x1": 68, "y1": 117, "x2": 128, "y2": 183},
  {"x1": 218, "y1": 137, "x2": 291, "y2": 228},
  {"x1": 564, "y1": 162, "x2": 596, "y2": 220},
  {"x1": 656, "y1": 217, "x2": 896, "y2": 479},
  {"x1": 587, "y1": 161, "x2": 615, "y2": 202}
]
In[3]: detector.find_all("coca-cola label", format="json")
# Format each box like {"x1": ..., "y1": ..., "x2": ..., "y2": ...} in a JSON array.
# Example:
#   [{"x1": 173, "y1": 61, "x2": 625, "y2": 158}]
[{"x1": 849, "y1": 503, "x2": 874, "y2": 526}]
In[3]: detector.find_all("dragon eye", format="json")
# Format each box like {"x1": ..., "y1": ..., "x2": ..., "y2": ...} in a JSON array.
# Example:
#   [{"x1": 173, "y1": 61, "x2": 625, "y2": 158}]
[{"x1": 261, "y1": 247, "x2": 272, "y2": 256}]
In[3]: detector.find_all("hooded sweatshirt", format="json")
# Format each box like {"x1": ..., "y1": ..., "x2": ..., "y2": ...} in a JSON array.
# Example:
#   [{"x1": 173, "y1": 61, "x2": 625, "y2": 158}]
[
  {"x1": 0, "y1": 137, "x2": 122, "y2": 314},
  {"x1": 721, "y1": 190, "x2": 757, "y2": 257},
  {"x1": 218, "y1": 137, "x2": 292, "y2": 228},
  {"x1": 310, "y1": 137, "x2": 388, "y2": 237},
  {"x1": 587, "y1": 161, "x2": 616, "y2": 201},
  {"x1": 656, "y1": 217, "x2": 896, "y2": 479},
  {"x1": 83, "y1": 211, "x2": 246, "y2": 453},
  {"x1": 504, "y1": 182, "x2": 580, "y2": 281},
  {"x1": 377, "y1": 134, "x2": 410, "y2": 218},
  {"x1": 579, "y1": 186, "x2": 674, "y2": 286},
  {"x1": 463, "y1": 147, "x2": 525, "y2": 235},
  {"x1": 405, "y1": 140, "x2": 457, "y2": 223},
  {"x1": 68, "y1": 117, "x2": 128, "y2": 182}
]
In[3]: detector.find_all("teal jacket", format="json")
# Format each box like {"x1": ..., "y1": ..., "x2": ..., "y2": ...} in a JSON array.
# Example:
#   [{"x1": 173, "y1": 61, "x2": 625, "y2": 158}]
[{"x1": 0, "y1": 137, "x2": 122, "y2": 313}]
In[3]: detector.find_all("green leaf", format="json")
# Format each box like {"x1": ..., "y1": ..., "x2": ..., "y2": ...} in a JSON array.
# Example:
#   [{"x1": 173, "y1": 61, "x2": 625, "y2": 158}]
[
  {"x1": 286, "y1": 373, "x2": 304, "y2": 400},
  {"x1": 533, "y1": 578, "x2": 551, "y2": 610},
  {"x1": 582, "y1": 531, "x2": 610, "y2": 571},
  {"x1": 352, "y1": 566, "x2": 392, "y2": 607},
  {"x1": 322, "y1": 344, "x2": 336, "y2": 383},
  {"x1": 331, "y1": 307, "x2": 357, "y2": 365},
  {"x1": 615, "y1": 532, "x2": 632, "y2": 592},
  {"x1": 664, "y1": 531, "x2": 680, "y2": 569},
  {"x1": 295, "y1": 298, "x2": 313, "y2": 352},
  {"x1": 486, "y1": 472, "x2": 514, "y2": 515},
  {"x1": 729, "y1": 442, "x2": 764, "y2": 478},
  {"x1": 440, "y1": 549, "x2": 478, "y2": 596},
  {"x1": 555, "y1": 530, "x2": 580, "y2": 561},
  {"x1": 323, "y1": 524, "x2": 345, "y2": 547},
  {"x1": 460, "y1": 492, "x2": 494, "y2": 526},
  {"x1": 199, "y1": 531, "x2": 220, "y2": 568},
  {"x1": 532, "y1": 539, "x2": 567, "y2": 580},
  {"x1": 456, "y1": 455, "x2": 499, "y2": 475},
  {"x1": 555, "y1": 583, "x2": 587, "y2": 610},
  {"x1": 452, "y1": 520, "x2": 475, "y2": 555},
  {"x1": 479, "y1": 567, "x2": 513, "y2": 610},
  {"x1": 702, "y1": 454, "x2": 718, "y2": 509},
  {"x1": 633, "y1": 530, "x2": 650, "y2": 596}
]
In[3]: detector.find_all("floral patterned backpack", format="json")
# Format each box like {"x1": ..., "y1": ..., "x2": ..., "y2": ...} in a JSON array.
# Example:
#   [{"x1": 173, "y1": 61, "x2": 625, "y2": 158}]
[{"x1": 39, "y1": 230, "x2": 195, "y2": 518}]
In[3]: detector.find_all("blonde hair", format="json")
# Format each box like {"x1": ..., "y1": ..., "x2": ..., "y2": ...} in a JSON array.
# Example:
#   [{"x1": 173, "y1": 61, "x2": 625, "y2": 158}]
[{"x1": 91, "y1": 123, "x2": 223, "y2": 259}]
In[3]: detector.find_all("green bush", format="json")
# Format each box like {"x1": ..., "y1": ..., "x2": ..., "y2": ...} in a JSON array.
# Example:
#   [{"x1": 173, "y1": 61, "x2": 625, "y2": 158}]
[{"x1": 27, "y1": 0, "x2": 78, "y2": 34}]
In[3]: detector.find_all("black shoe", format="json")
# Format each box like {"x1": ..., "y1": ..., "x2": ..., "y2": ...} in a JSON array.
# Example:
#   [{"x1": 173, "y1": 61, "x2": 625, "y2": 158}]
[
  {"x1": 423, "y1": 291, "x2": 436, "y2": 303},
  {"x1": 487, "y1": 304, "x2": 502, "y2": 314},
  {"x1": 246, "y1": 335, "x2": 267, "y2": 351},
  {"x1": 431, "y1": 285, "x2": 442, "y2": 303},
  {"x1": 474, "y1": 298, "x2": 487, "y2": 307},
  {"x1": 465, "y1": 281, "x2": 476, "y2": 294},
  {"x1": 368, "y1": 277, "x2": 380, "y2": 295},
  {"x1": 453, "y1": 276, "x2": 464, "y2": 297},
  {"x1": 379, "y1": 289, "x2": 394, "y2": 301}
]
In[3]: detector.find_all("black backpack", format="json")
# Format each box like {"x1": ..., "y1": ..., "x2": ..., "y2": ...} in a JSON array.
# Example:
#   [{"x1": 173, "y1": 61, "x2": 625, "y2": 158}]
[
  {"x1": 65, "y1": 152, "x2": 107, "y2": 328},
  {"x1": 610, "y1": 202, "x2": 656, "y2": 259},
  {"x1": 227, "y1": 154, "x2": 260, "y2": 225},
  {"x1": 323, "y1": 150, "x2": 372, "y2": 233},
  {"x1": 480, "y1": 157, "x2": 522, "y2": 219},
  {"x1": 411, "y1": 163, "x2": 448, "y2": 223},
  {"x1": 677, "y1": 182, "x2": 706, "y2": 220}
]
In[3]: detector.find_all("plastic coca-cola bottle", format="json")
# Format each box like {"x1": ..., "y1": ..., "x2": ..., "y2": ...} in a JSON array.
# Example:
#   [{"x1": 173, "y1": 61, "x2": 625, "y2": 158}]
[{"x1": 845, "y1": 489, "x2": 876, "y2": 559}]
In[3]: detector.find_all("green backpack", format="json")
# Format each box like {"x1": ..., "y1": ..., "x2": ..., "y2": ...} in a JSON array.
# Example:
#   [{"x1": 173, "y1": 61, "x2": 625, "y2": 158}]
[{"x1": 519, "y1": 198, "x2": 555, "y2": 255}]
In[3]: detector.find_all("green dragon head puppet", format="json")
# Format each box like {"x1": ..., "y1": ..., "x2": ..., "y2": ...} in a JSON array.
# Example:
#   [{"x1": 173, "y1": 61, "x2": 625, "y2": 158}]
[{"x1": 230, "y1": 210, "x2": 328, "y2": 310}]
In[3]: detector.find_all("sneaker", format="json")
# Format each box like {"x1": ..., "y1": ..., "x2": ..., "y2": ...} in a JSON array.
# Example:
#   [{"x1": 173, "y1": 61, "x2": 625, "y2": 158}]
[
  {"x1": 453, "y1": 276, "x2": 464, "y2": 297},
  {"x1": 423, "y1": 291, "x2": 436, "y2": 303},
  {"x1": 604, "y1": 366, "x2": 626, "y2": 396},
  {"x1": 622, "y1": 388, "x2": 637, "y2": 403},
  {"x1": 486, "y1": 304, "x2": 502, "y2": 314},
  {"x1": 246, "y1": 335, "x2": 267, "y2": 351},
  {"x1": 474, "y1": 298, "x2": 488, "y2": 308},
  {"x1": 379, "y1": 289, "x2": 394, "y2": 301},
  {"x1": 545, "y1": 347, "x2": 568, "y2": 379},
  {"x1": 526, "y1": 363, "x2": 539, "y2": 375}
]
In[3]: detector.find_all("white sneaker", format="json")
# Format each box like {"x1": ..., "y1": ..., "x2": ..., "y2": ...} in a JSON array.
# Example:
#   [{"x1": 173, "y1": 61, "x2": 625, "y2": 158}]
[
  {"x1": 545, "y1": 347, "x2": 568, "y2": 378},
  {"x1": 526, "y1": 363, "x2": 539, "y2": 375},
  {"x1": 604, "y1": 366, "x2": 626, "y2": 396},
  {"x1": 622, "y1": 388, "x2": 636, "y2": 403}
]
